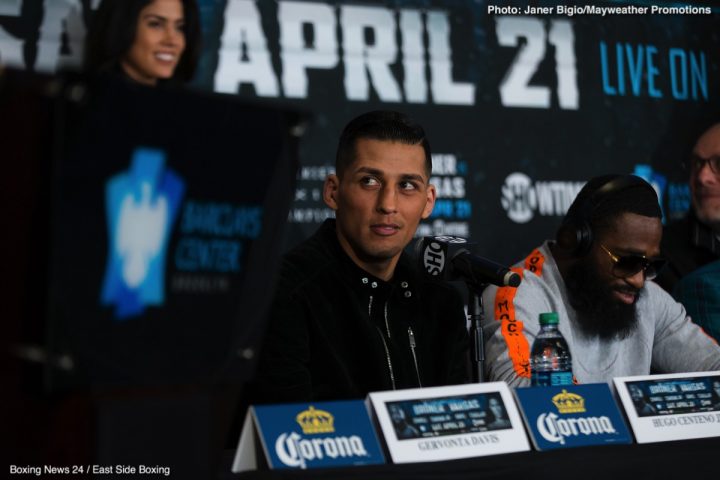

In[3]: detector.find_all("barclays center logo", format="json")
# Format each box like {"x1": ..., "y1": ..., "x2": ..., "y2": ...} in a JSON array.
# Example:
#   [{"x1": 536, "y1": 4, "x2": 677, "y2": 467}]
[{"x1": 100, "y1": 148, "x2": 185, "y2": 319}]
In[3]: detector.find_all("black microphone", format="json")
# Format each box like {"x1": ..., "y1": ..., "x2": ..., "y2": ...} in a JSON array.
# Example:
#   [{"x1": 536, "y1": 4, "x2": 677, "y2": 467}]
[{"x1": 415, "y1": 236, "x2": 521, "y2": 288}]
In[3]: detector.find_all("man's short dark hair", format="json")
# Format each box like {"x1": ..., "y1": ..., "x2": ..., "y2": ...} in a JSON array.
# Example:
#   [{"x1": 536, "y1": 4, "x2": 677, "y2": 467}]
[
  {"x1": 564, "y1": 174, "x2": 662, "y2": 237},
  {"x1": 335, "y1": 111, "x2": 432, "y2": 177},
  {"x1": 84, "y1": 0, "x2": 201, "y2": 83}
]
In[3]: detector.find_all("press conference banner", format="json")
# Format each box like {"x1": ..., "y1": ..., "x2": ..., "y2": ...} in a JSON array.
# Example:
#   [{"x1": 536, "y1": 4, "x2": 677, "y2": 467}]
[
  {"x1": 3, "y1": 0, "x2": 719, "y2": 262},
  {"x1": 368, "y1": 383, "x2": 530, "y2": 463},
  {"x1": 614, "y1": 371, "x2": 720, "y2": 443}
]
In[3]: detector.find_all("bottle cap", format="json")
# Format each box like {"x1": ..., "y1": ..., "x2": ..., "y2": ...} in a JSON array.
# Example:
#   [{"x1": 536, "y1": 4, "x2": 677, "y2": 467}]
[{"x1": 539, "y1": 312, "x2": 559, "y2": 325}]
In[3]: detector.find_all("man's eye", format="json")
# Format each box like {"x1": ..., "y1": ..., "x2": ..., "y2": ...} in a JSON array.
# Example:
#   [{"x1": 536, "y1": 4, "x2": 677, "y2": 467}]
[
  {"x1": 361, "y1": 177, "x2": 380, "y2": 186},
  {"x1": 400, "y1": 181, "x2": 418, "y2": 190}
]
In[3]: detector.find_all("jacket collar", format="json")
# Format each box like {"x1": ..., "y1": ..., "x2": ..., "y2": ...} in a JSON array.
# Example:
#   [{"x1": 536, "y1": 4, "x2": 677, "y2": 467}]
[
  {"x1": 316, "y1": 219, "x2": 418, "y2": 301},
  {"x1": 689, "y1": 210, "x2": 720, "y2": 255}
]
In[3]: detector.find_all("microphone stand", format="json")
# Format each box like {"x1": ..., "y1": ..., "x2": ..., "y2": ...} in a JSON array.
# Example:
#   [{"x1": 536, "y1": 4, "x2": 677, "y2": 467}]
[{"x1": 467, "y1": 282, "x2": 487, "y2": 383}]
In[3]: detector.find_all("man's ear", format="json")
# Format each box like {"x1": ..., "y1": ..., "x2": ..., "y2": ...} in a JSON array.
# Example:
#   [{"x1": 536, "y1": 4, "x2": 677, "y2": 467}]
[
  {"x1": 421, "y1": 184, "x2": 437, "y2": 219},
  {"x1": 323, "y1": 174, "x2": 340, "y2": 210}
]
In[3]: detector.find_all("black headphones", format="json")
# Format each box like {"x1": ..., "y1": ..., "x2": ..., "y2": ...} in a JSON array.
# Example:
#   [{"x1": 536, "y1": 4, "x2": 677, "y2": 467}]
[{"x1": 556, "y1": 175, "x2": 657, "y2": 256}]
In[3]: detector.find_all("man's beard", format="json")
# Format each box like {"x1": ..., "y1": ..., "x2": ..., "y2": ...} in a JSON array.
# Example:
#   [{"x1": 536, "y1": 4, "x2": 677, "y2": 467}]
[{"x1": 564, "y1": 258, "x2": 643, "y2": 340}]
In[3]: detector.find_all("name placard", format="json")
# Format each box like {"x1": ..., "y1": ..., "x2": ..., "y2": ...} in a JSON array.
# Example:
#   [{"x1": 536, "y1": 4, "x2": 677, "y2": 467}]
[
  {"x1": 614, "y1": 371, "x2": 720, "y2": 444},
  {"x1": 514, "y1": 383, "x2": 632, "y2": 450},
  {"x1": 231, "y1": 400, "x2": 385, "y2": 472},
  {"x1": 367, "y1": 383, "x2": 529, "y2": 463}
]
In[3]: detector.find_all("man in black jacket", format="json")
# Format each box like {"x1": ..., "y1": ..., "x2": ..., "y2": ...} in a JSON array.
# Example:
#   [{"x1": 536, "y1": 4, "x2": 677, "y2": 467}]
[
  {"x1": 657, "y1": 121, "x2": 720, "y2": 293},
  {"x1": 251, "y1": 110, "x2": 469, "y2": 403}
]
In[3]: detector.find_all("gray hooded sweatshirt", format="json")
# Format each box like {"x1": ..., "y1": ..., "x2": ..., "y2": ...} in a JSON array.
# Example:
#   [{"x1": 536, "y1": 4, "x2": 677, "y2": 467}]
[{"x1": 482, "y1": 241, "x2": 720, "y2": 387}]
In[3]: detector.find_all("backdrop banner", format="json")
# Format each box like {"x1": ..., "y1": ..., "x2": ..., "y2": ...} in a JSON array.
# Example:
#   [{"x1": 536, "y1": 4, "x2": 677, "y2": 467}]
[{"x1": 3, "y1": 0, "x2": 719, "y2": 263}]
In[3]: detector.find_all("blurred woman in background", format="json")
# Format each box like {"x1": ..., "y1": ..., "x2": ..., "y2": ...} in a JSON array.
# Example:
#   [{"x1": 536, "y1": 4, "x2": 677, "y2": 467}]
[{"x1": 84, "y1": 0, "x2": 201, "y2": 86}]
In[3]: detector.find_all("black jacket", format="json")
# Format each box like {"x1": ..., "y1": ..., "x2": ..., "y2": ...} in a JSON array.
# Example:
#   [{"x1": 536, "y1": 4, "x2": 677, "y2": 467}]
[
  {"x1": 250, "y1": 219, "x2": 469, "y2": 403},
  {"x1": 657, "y1": 211, "x2": 720, "y2": 293}
]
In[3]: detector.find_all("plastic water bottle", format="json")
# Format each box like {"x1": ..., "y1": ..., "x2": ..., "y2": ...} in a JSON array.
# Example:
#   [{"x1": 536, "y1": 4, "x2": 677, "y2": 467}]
[{"x1": 530, "y1": 312, "x2": 573, "y2": 386}]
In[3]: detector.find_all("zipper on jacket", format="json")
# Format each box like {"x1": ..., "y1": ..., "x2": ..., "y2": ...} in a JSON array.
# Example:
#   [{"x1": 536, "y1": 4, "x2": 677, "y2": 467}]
[
  {"x1": 370, "y1": 295, "x2": 396, "y2": 389},
  {"x1": 376, "y1": 326, "x2": 396, "y2": 389},
  {"x1": 408, "y1": 326, "x2": 422, "y2": 387},
  {"x1": 383, "y1": 300, "x2": 390, "y2": 338}
]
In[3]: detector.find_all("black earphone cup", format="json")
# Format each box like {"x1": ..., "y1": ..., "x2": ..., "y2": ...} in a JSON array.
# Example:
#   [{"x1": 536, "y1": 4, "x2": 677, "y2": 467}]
[
  {"x1": 557, "y1": 175, "x2": 655, "y2": 257},
  {"x1": 556, "y1": 221, "x2": 592, "y2": 256},
  {"x1": 556, "y1": 223, "x2": 579, "y2": 252},
  {"x1": 574, "y1": 222, "x2": 593, "y2": 256}
]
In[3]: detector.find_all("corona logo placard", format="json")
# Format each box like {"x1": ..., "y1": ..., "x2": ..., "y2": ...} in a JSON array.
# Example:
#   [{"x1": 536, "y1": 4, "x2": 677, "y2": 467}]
[
  {"x1": 296, "y1": 406, "x2": 335, "y2": 434},
  {"x1": 552, "y1": 389, "x2": 586, "y2": 414},
  {"x1": 274, "y1": 432, "x2": 369, "y2": 469},
  {"x1": 233, "y1": 400, "x2": 384, "y2": 472},
  {"x1": 274, "y1": 405, "x2": 369, "y2": 469},
  {"x1": 515, "y1": 384, "x2": 632, "y2": 450},
  {"x1": 536, "y1": 413, "x2": 617, "y2": 445}
]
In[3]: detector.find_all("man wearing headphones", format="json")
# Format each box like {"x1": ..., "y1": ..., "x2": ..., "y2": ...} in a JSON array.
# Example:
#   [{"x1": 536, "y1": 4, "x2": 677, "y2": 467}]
[{"x1": 482, "y1": 174, "x2": 720, "y2": 387}]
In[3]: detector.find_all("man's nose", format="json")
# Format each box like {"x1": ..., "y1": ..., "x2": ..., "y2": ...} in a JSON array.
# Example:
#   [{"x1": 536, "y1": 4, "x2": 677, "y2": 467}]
[
  {"x1": 625, "y1": 269, "x2": 645, "y2": 290},
  {"x1": 376, "y1": 186, "x2": 398, "y2": 214},
  {"x1": 695, "y1": 160, "x2": 719, "y2": 185}
]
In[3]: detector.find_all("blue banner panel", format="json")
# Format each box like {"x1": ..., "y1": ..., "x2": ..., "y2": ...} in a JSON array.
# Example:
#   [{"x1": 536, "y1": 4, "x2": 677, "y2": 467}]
[
  {"x1": 515, "y1": 383, "x2": 632, "y2": 450},
  {"x1": 254, "y1": 400, "x2": 385, "y2": 470},
  {"x1": 3, "y1": 1, "x2": 719, "y2": 264}
]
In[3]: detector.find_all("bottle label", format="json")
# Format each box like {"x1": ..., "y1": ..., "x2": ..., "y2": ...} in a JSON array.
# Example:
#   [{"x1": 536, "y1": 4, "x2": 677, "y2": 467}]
[{"x1": 531, "y1": 371, "x2": 573, "y2": 387}]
